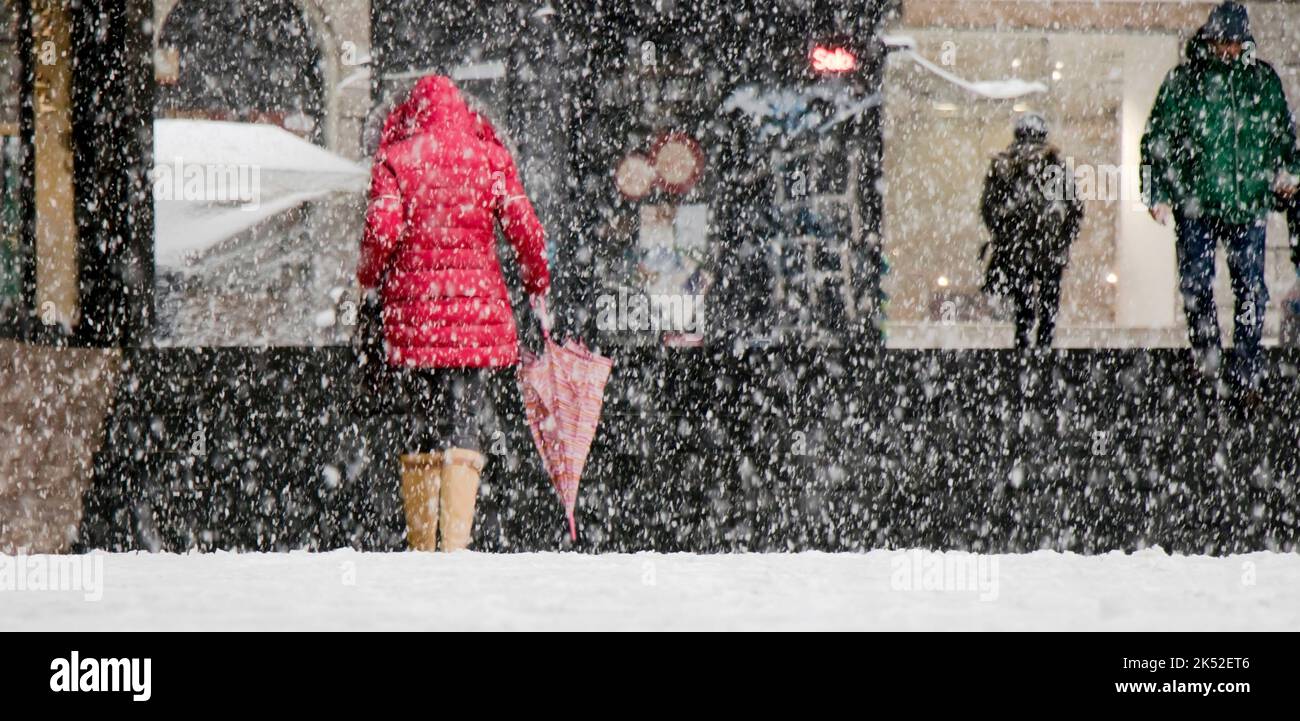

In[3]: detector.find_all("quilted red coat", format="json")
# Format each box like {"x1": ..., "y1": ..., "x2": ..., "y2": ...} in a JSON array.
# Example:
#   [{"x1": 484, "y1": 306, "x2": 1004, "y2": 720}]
[{"x1": 359, "y1": 75, "x2": 550, "y2": 368}]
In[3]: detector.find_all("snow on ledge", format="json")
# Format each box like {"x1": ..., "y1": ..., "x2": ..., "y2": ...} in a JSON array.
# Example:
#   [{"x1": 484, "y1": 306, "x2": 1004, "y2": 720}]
[
  {"x1": 152, "y1": 119, "x2": 367, "y2": 271},
  {"x1": 898, "y1": 49, "x2": 1049, "y2": 100},
  {"x1": 2, "y1": 549, "x2": 1295, "y2": 631}
]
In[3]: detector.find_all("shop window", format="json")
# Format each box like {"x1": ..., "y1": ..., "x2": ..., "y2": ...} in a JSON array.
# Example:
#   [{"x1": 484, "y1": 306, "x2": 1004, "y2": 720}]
[
  {"x1": 879, "y1": 29, "x2": 1300, "y2": 349},
  {"x1": 151, "y1": 0, "x2": 360, "y2": 347}
]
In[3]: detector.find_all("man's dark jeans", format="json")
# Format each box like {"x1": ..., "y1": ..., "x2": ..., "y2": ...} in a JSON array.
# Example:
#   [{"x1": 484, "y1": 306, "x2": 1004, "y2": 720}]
[
  {"x1": 1009, "y1": 262, "x2": 1065, "y2": 350},
  {"x1": 1174, "y1": 215, "x2": 1269, "y2": 388}
]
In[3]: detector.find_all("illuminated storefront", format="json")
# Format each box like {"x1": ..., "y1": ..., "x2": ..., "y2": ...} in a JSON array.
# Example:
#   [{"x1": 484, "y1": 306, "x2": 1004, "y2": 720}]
[{"x1": 373, "y1": 0, "x2": 891, "y2": 351}]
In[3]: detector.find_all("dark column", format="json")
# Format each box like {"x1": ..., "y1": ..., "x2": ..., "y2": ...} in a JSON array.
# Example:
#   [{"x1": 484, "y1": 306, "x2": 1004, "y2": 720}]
[
  {"x1": 10, "y1": 0, "x2": 36, "y2": 337},
  {"x1": 71, "y1": 0, "x2": 155, "y2": 347},
  {"x1": 852, "y1": 1, "x2": 895, "y2": 347}
]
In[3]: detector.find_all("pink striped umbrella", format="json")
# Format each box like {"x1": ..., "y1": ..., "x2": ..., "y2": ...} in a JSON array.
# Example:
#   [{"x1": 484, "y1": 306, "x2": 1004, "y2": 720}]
[{"x1": 518, "y1": 328, "x2": 614, "y2": 541}]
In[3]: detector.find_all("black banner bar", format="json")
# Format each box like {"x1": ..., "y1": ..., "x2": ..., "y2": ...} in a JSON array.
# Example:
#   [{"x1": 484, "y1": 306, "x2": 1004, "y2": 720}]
[{"x1": 0, "y1": 632, "x2": 1292, "y2": 711}]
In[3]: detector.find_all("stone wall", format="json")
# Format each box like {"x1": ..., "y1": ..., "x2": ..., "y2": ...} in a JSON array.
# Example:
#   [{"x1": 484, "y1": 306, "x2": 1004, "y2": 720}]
[{"x1": 0, "y1": 341, "x2": 120, "y2": 553}]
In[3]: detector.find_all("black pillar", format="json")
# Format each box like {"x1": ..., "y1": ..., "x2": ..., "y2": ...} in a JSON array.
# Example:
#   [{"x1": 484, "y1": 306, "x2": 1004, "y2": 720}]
[
  {"x1": 71, "y1": 0, "x2": 155, "y2": 347},
  {"x1": 2, "y1": 0, "x2": 37, "y2": 340}
]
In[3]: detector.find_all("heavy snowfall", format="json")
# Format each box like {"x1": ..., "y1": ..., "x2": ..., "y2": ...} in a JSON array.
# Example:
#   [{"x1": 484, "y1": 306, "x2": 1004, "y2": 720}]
[{"x1": 2, "y1": 1, "x2": 1300, "y2": 634}]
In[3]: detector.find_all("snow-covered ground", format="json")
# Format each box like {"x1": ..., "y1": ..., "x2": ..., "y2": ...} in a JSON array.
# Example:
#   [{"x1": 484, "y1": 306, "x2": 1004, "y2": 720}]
[{"x1": 2, "y1": 550, "x2": 1297, "y2": 631}]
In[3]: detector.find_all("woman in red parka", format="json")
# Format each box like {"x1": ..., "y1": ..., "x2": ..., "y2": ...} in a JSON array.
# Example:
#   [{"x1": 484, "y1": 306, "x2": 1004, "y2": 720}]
[{"x1": 359, "y1": 75, "x2": 550, "y2": 552}]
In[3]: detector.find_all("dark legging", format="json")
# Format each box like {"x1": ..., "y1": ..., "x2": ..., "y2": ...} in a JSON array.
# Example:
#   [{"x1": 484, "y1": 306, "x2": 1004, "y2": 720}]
[
  {"x1": 1009, "y1": 263, "x2": 1065, "y2": 350},
  {"x1": 405, "y1": 369, "x2": 488, "y2": 453}
]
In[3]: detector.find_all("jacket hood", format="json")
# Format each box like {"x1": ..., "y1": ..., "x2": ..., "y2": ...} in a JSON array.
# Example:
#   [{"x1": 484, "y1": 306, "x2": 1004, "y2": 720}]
[
  {"x1": 1185, "y1": 32, "x2": 1209, "y2": 65},
  {"x1": 379, "y1": 75, "x2": 478, "y2": 149},
  {"x1": 1202, "y1": 2, "x2": 1253, "y2": 44},
  {"x1": 1185, "y1": 25, "x2": 1254, "y2": 67}
]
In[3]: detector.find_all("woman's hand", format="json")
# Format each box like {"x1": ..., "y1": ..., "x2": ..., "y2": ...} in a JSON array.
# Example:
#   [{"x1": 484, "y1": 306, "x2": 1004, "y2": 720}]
[
  {"x1": 1275, "y1": 171, "x2": 1299, "y2": 198},
  {"x1": 1149, "y1": 204, "x2": 1172, "y2": 226}
]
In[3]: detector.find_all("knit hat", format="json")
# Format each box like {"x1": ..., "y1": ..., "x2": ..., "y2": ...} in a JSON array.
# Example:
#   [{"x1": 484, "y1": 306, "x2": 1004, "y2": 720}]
[
  {"x1": 1014, "y1": 112, "x2": 1049, "y2": 142},
  {"x1": 1203, "y1": 2, "x2": 1253, "y2": 44}
]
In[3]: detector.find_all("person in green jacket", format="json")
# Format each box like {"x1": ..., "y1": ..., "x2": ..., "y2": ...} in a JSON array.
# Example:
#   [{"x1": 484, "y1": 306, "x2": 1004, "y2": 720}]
[{"x1": 1142, "y1": 2, "x2": 1300, "y2": 392}]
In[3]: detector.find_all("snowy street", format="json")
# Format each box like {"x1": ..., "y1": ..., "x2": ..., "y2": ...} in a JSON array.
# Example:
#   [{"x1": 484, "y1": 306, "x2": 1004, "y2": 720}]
[{"x1": 3, "y1": 550, "x2": 1297, "y2": 632}]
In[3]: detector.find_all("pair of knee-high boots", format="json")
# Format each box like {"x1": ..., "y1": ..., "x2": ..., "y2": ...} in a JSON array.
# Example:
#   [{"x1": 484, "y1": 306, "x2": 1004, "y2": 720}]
[{"x1": 399, "y1": 448, "x2": 485, "y2": 552}]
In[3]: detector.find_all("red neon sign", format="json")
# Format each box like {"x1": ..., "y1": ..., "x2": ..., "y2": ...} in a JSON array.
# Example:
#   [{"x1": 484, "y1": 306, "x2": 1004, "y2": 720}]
[{"x1": 811, "y1": 46, "x2": 857, "y2": 73}]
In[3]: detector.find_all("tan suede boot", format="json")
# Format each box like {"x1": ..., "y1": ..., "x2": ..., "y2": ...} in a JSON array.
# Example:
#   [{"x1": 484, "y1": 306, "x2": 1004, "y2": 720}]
[
  {"x1": 400, "y1": 452, "x2": 442, "y2": 552},
  {"x1": 439, "y1": 448, "x2": 486, "y2": 552}
]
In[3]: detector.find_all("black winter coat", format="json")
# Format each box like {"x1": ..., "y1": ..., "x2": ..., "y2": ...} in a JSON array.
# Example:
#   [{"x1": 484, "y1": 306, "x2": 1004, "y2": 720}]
[{"x1": 979, "y1": 139, "x2": 1084, "y2": 296}]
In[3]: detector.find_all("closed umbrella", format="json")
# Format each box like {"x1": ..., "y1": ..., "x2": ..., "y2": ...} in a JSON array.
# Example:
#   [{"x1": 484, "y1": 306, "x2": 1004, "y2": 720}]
[{"x1": 518, "y1": 308, "x2": 614, "y2": 541}]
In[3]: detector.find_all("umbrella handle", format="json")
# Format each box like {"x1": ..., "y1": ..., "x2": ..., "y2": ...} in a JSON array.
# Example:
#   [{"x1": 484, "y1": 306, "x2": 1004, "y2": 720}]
[{"x1": 530, "y1": 293, "x2": 552, "y2": 343}]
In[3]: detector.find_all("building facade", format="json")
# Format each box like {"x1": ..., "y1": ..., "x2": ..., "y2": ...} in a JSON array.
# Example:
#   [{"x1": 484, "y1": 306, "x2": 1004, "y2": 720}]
[{"x1": 2, "y1": 1, "x2": 1299, "y2": 554}]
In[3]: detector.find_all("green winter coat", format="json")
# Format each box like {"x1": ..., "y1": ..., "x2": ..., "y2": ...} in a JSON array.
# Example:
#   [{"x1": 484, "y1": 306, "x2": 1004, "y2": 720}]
[{"x1": 1142, "y1": 33, "x2": 1300, "y2": 225}]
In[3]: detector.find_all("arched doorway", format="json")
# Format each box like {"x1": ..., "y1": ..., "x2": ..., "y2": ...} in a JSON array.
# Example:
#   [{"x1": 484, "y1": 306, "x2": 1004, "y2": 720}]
[
  {"x1": 150, "y1": 0, "x2": 366, "y2": 347},
  {"x1": 155, "y1": 0, "x2": 325, "y2": 142}
]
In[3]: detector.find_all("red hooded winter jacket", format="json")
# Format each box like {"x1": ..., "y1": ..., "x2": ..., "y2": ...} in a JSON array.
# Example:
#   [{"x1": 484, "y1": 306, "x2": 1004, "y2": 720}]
[{"x1": 359, "y1": 76, "x2": 550, "y2": 368}]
